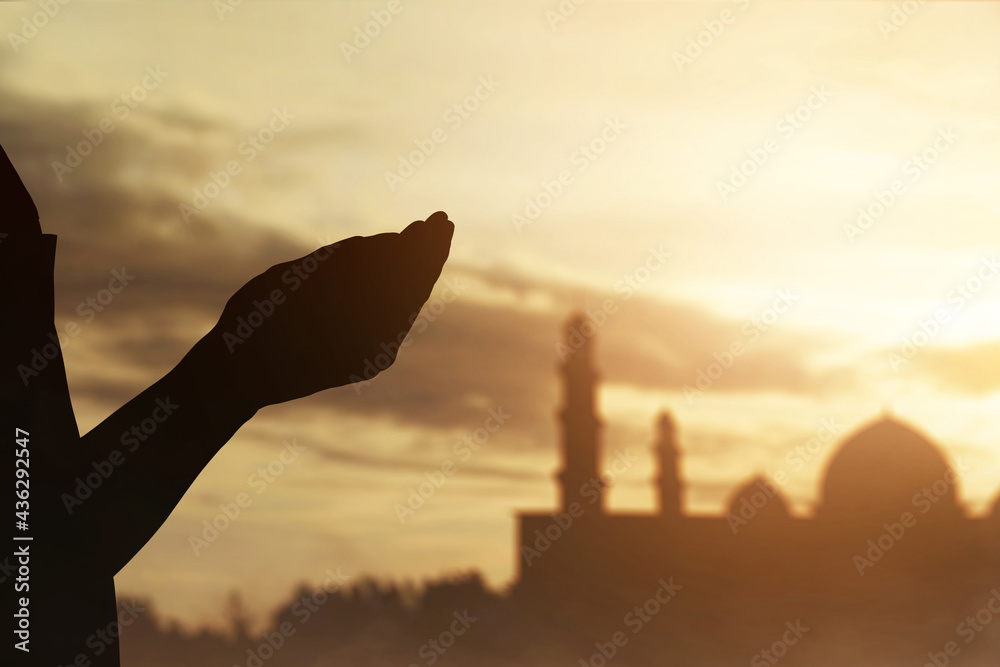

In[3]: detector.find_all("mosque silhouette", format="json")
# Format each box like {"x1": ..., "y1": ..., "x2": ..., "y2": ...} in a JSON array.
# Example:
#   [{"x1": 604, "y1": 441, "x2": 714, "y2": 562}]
[{"x1": 512, "y1": 313, "x2": 1000, "y2": 666}]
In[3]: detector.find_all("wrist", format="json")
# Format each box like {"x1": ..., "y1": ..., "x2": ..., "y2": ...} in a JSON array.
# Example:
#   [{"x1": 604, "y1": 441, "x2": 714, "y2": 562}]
[{"x1": 175, "y1": 332, "x2": 259, "y2": 427}]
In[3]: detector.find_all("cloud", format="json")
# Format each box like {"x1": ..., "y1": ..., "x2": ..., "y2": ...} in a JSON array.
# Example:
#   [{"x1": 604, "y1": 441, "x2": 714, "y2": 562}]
[
  {"x1": 904, "y1": 342, "x2": 1000, "y2": 395},
  {"x1": 310, "y1": 443, "x2": 545, "y2": 482},
  {"x1": 2, "y1": 78, "x2": 864, "y2": 453}
]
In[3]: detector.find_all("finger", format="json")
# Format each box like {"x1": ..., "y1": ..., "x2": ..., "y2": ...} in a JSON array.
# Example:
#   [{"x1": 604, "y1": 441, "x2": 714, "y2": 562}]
[
  {"x1": 400, "y1": 211, "x2": 454, "y2": 271},
  {"x1": 401, "y1": 210, "x2": 454, "y2": 242},
  {"x1": 0, "y1": 143, "x2": 41, "y2": 236}
]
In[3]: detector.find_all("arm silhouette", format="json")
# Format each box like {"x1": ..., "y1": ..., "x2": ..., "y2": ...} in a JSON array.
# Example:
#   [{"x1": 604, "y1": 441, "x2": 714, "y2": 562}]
[
  {"x1": 64, "y1": 214, "x2": 454, "y2": 578},
  {"x1": 3, "y1": 140, "x2": 452, "y2": 666}
]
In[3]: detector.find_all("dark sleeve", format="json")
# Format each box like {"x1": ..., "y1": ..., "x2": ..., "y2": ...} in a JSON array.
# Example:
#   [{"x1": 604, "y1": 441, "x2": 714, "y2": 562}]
[
  {"x1": 1, "y1": 231, "x2": 83, "y2": 571},
  {"x1": 1, "y1": 233, "x2": 79, "y2": 438}
]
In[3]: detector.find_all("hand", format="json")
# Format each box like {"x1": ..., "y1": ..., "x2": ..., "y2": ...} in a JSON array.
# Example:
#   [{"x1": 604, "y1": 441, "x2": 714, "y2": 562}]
[{"x1": 190, "y1": 212, "x2": 454, "y2": 411}]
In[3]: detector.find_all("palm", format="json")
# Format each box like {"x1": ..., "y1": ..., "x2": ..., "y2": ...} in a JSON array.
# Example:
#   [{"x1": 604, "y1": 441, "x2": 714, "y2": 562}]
[{"x1": 196, "y1": 212, "x2": 454, "y2": 409}]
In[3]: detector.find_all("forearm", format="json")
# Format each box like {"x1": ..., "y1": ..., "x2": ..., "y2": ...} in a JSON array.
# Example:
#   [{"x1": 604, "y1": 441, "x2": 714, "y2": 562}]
[{"x1": 68, "y1": 335, "x2": 257, "y2": 578}]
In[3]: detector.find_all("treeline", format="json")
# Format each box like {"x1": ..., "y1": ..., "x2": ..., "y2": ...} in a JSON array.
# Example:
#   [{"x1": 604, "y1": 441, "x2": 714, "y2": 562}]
[{"x1": 118, "y1": 571, "x2": 527, "y2": 667}]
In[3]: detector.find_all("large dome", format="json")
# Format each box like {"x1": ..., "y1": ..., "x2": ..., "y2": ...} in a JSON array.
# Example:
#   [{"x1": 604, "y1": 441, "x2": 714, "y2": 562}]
[{"x1": 819, "y1": 416, "x2": 959, "y2": 521}]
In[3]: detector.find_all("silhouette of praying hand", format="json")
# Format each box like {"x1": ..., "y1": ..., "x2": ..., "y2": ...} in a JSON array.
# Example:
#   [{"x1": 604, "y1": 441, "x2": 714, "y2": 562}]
[
  {"x1": 189, "y1": 212, "x2": 454, "y2": 412},
  {"x1": 3, "y1": 138, "x2": 454, "y2": 665}
]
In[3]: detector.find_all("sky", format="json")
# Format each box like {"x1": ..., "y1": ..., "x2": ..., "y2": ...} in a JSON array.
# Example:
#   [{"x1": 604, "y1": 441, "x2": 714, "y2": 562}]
[{"x1": 2, "y1": 0, "x2": 1000, "y2": 631}]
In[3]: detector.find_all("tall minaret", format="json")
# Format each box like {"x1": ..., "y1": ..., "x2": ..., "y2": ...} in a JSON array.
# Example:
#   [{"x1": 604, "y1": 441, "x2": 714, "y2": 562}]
[
  {"x1": 655, "y1": 411, "x2": 683, "y2": 516},
  {"x1": 556, "y1": 313, "x2": 605, "y2": 512}
]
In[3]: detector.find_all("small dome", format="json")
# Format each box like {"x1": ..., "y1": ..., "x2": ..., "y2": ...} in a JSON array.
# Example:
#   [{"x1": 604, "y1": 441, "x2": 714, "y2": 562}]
[
  {"x1": 991, "y1": 492, "x2": 1000, "y2": 521},
  {"x1": 820, "y1": 416, "x2": 958, "y2": 521},
  {"x1": 727, "y1": 475, "x2": 790, "y2": 520}
]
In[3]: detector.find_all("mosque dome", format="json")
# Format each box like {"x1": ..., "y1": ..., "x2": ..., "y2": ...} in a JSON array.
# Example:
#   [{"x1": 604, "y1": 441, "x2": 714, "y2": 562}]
[
  {"x1": 819, "y1": 416, "x2": 958, "y2": 522},
  {"x1": 727, "y1": 475, "x2": 791, "y2": 520}
]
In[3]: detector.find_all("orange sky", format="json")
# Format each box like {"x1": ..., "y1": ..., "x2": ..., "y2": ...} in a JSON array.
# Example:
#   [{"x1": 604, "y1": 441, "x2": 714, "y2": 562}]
[{"x1": 2, "y1": 0, "x2": 1000, "y2": 631}]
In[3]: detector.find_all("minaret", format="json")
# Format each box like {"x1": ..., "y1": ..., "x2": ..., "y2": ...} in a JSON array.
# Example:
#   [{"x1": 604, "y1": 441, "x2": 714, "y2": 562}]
[
  {"x1": 655, "y1": 410, "x2": 683, "y2": 517},
  {"x1": 556, "y1": 313, "x2": 604, "y2": 512}
]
